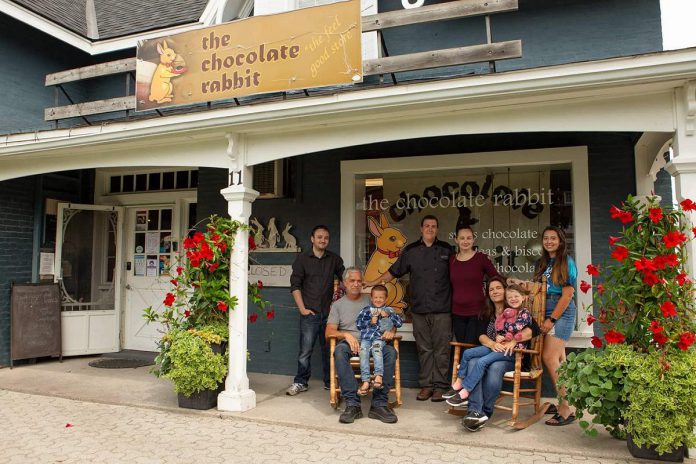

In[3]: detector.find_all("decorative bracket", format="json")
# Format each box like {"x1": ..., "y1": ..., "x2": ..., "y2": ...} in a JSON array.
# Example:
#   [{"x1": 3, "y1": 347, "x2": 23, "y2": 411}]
[
  {"x1": 685, "y1": 81, "x2": 696, "y2": 136},
  {"x1": 226, "y1": 133, "x2": 247, "y2": 187}
]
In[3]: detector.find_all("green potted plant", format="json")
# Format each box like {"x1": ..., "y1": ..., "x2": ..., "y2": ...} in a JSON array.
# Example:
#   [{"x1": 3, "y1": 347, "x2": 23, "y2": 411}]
[
  {"x1": 144, "y1": 215, "x2": 269, "y2": 410},
  {"x1": 558, "y1": 195, "x2": 696, "y2": 461}
]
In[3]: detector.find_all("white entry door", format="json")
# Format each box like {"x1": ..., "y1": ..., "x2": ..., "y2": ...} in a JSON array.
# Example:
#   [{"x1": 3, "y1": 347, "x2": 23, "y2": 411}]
[
  {"x1": 123, "y1": 206, "x2": 177, "y2": 351},
  {"x1": 55, "y1": 203, "x2": 123, "y2": 356}
]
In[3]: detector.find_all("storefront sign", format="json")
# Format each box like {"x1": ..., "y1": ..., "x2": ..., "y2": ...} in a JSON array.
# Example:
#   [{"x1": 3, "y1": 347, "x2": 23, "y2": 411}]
[
  {"x1": 249, "y1": 265, "x2": 292, "y2": 287},
  {"x1": 135, "y1": 0, "x2": 362, "y2": 111}
]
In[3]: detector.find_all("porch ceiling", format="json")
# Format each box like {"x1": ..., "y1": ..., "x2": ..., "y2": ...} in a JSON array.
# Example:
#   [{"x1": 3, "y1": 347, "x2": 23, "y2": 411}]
[{"x1": 2, "y1": 47, "x2": 696, "y2": 180}]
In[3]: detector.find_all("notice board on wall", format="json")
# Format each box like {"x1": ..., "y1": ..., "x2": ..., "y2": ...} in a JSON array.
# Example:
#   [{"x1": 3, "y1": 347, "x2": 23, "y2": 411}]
[{"x1": 10, "y1": 283, "x2": 62, "y2": 366}]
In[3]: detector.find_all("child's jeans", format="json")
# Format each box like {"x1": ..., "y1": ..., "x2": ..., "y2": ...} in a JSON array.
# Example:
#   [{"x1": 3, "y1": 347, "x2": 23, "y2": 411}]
[
  {"x1": 359, "y1": 339, "x2": 385, "y2": 382},
  {"x1": 457, "y1": 345, "x2": 513, "y2": 393}
]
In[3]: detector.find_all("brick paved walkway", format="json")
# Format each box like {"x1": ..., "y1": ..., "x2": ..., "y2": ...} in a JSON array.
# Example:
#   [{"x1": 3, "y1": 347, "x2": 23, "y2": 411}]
[{"x1": 0, "y1": 390, "x2": 648, "y2": 464}]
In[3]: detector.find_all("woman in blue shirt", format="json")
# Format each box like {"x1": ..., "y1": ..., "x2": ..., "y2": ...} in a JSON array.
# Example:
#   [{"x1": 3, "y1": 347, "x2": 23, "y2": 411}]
[{"x1": 533, "y1": 225, "x2": 577, "y2": 426}]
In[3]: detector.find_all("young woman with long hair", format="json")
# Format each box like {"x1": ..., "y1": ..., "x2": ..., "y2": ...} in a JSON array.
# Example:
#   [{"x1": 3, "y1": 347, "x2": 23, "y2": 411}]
[
  {"x1": 449, "y1": 225, "x2": 500, "y2": 344},
  {"x1": 533, "y1": 225, "x2": 577, "y2": 426}
]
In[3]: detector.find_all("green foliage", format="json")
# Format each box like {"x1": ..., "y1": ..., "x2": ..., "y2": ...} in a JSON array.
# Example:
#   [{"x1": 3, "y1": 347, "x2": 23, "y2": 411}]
[
  {"x1": 558, "y1": 344, "x2": 635, "y2": 439},
  {"x1": 625, "y1": 349, "x2": 696, "y2": 454},
  {"x1": 163, "y1": 328, "x2": 228, "y2": 397}
]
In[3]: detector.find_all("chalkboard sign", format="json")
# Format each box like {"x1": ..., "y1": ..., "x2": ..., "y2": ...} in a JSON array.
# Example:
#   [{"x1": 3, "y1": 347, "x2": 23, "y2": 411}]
[{"x1": 11, "y1": 283, "x2": 62, "y2": 366}]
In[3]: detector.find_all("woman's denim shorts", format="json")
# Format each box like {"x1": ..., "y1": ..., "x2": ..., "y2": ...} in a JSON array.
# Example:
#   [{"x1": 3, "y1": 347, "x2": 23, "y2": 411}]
[{"x1": 545, "y1": 294, "x2": 576, "y2": 341}]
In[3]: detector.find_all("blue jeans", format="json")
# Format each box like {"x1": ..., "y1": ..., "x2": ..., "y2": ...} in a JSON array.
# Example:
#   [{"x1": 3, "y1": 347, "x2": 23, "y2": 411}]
[
  {"x1": 293, "y1": 313, "x2": 330, "y2": 386},
  {"x1": 465, "y1": 358, "x2": 514, "y2": 418},
  {"x1": 359, "y1": 339, "x2": 385, "y2": 381},
  {"x1": 458, "y1": 345, "x2": 513, "y2": 393},
  {"x1": 334, "y1": 340, "x2": 395, "y2": 408}
]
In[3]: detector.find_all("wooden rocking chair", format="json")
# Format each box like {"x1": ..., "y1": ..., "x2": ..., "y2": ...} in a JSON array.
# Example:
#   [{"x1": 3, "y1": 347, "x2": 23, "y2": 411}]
[
  {"x1": 448, "y1": 279, "x2": 550, "y2": 429},
  {"x1": 328, "y1": 335, "x2": 402, "y2": 409}
]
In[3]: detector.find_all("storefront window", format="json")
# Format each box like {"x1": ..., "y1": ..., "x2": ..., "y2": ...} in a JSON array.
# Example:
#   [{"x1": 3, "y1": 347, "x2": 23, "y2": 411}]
[{"x1": 353, "y1": 166, "x2": 574, "y2": 320}]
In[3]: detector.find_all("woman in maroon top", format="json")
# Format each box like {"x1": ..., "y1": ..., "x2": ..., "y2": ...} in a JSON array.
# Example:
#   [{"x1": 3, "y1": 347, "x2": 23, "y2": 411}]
[{"x1": 449, "y1": 225, "x2": 501, "y2": 344}]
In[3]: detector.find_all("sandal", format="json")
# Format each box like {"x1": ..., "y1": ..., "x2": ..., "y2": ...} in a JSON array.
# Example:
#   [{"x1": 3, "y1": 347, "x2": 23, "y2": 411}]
[
  {"x1": 371, "y1": 376, "x2": 384, "y2": 390},
  {"x1": 546, "y1": 404, "x2": 558, "y2": 415},
  {"x1": 358, "y1": 382, "x2": 370, "y2": 396},
  {"x1": 545, "y1": 413, "x2": 576, "y2": 426}
]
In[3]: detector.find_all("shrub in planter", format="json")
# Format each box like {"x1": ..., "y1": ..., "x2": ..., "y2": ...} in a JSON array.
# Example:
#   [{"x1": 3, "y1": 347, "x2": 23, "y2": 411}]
[
  {"x1": 625, "y1": 349, "x2": 696, "y2": 456},
  {"x1": 560, "y1": 196, "x2": 696, "y2": 458},
  {"x1": 558, "y1": 343, "x2": 634, "y2": 439},
  {"x1": 164, "y1": 325, "x2": 228, "y2": 398}
]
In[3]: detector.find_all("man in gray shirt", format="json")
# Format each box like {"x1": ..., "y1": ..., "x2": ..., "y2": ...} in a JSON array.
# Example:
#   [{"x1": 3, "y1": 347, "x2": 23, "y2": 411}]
[{"x1": 326, "y1": 267, "x2": 397, "y2": 424}]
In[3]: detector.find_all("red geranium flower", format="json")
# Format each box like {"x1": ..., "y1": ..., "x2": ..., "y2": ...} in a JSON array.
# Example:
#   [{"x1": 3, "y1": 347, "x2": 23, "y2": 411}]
[
  {"x1": 184, "y1": 310, "x2": 190, "y2": 318},
  {"x1": 170, "y1": 279, "x2": 178, "y2": 287},
  {"x1": 605, "y1": 330, "x2": 626, "y2": 344},
  {"x1": 611, "y1": 246, "x2": 629, "y2": 262},
  {"x1": 249, "y1": 236, "x2": 257, "y2": 251},
  {"x1": 249, "y1": 313, "x2": 258, "y2": 323},
  {"x1": 266, "y1": 310, "x2": 275, "y2": 320},
  {"x1": 634, "y1": 257, "x2": 656, "y2": 273},
  {"x1": 643, "y1": 272, "x2": 659, "y2": 286},
  {"x1": 608, "y1": 236, "x2": 620, "y2": 246},
  {"x1": 591, "y1": 336, "x2": 603, "y2": 348},
  {"x1": 580, "y1": 280, "x2": 592, "y2": 294},
  {"x1": 192, "y1": 232, "x2": 204, "y2": 244},
  {"x1": 678, "y1": 332, "x2": 695, "y2": 351},
  {"x1": 677, "y1": 273, "x2": 691, "y2": 286},
  {"x1": 653, "y1": 254, "x2": 678, "y2": 269},
  {"x1": 680, "y1": 199, "x2": 696, "y2": 211},
  {"x1": 163, "y1": 293, "x2": 175, "y2": 307},
  {"x1": 649, "y1": 208, "x2": 663, "y2": 223},
  {"x1": 257, "y1": 280, "x2": 264, "y2": 289},
  {"x1": 660, "y1": 301, "x2": 677, "y2": 318},
  {"x1": 586, "y1": 264, "x2": 600, "y2": 277},
  {"x1": 663, "y1": 230, "x2": 687, "y2": 249},
  {"x1": 190, "y1": 258, "x2": 201, "y2": 268},
  {"x1": 653, "y1": 331, "x2": 668, "y2": 346},
  {"x1": 208, "y1": 262, "x2": 219, "y2": 272},
  {"x1": 649, "y1": 320, "x2": 664, "y2": 333},
  {"x1": 597, "y1": 283, "x2": 605, "y2": 294},
  {"x1": 609, "y1": 206, "x2": 634, "y2": 224},
  {"x1": 217, "y1": 301, "x2": 228, "y2": 312},
  {"x1": 586, "y1": 314, "x2": 597, "y2": 325},
  {"x1": 176, "y1": 266, "x2": 183, "y2": 275}
]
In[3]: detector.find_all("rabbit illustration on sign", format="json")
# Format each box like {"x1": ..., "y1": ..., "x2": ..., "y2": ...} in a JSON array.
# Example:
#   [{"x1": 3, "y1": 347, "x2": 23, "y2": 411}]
[
  {"x1": 148, "y1": 40, "x2": 188, "y2": 104},
  {"x1": 364, "y1": 212, "x2": 407, "y2": 311},
  {"x1": 250, "y1": 217, "x2": 268, "y2": 249}
]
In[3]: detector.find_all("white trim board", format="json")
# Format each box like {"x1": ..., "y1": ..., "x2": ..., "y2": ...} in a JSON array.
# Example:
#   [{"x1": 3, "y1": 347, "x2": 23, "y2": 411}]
[{"x1": 341, "y1": 147, "x2": 593, "y2": 347}]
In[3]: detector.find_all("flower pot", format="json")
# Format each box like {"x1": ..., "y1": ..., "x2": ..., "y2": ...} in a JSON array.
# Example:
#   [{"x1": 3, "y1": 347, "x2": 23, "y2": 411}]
[
  {"x1": 627, "y1": 433, "x2": 688, "y2": 462},
  {"x1": 177, "y1": 388, "x2": 219, "y2": 410}
]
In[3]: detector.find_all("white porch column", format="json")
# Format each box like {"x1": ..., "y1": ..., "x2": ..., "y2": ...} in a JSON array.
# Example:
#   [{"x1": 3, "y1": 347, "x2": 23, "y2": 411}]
[
  {"x1": 218, "y1": 131, "x2": 259, "y2": 412},
  {"x1": 666, "y1": 82, "x2": 696, "y2": 277},
  {"x1": 218, "y1": 184, "x2": 259, "y2": 412}
]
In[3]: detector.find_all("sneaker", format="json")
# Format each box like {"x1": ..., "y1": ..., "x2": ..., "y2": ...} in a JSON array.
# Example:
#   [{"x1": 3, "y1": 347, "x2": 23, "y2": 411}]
[
  {"x1": 323, "y1": 383, "x2": 331, "y2": 391},
  {"x1": 286, "y1": 383, "x2": 308, "y2": 396},
  {"x1": 442, "y1": 387, "x2": 462, "y2": 399},
  {"x1": 464, "y1": 420, "x2": 487, "y2": 432},
  {"x1": 446, "y1": 394, "x2": 468, "y2": 408},
  {"x1": 368, "y1": 405, "x2": 398, "y2": 424},
  {"x1": 462, "y1": 411, "x2": 489, "y2": 430},
  {"x1": 339, "y1": 405, "x2": 363, "y2": 424}
]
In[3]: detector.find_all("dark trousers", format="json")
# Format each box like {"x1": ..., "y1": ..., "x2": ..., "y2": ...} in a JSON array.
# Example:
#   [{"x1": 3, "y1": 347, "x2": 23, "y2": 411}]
[
  {"x1": 334, "y1": 340, "x2": 395, "y2": 408},
  {"x1": 293, "y1": 313, "x2": 330, "y2": 386},
  {"x1": 411, "y1": 312, "x2": 452, "y2": 391},
  {"x1": 452, "y1": 314, "x2": 487, "y2": 345}
]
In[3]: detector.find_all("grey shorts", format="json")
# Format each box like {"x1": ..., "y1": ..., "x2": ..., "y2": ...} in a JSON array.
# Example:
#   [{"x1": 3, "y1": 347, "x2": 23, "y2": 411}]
[{"x1": 545, "y1": 295, "x2": 576, "y2": 341}]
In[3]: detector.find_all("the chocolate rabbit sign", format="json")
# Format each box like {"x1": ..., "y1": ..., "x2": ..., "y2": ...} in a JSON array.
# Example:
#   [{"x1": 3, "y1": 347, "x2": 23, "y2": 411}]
[{"x1": 135, "y1": 0, "x2": 362, "y2": 111}]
